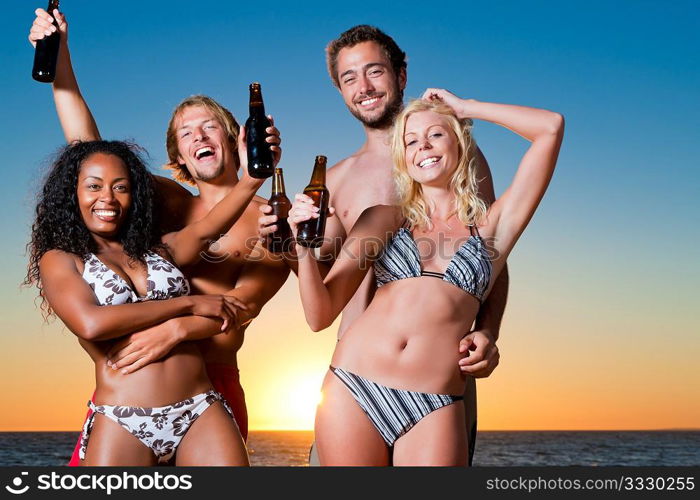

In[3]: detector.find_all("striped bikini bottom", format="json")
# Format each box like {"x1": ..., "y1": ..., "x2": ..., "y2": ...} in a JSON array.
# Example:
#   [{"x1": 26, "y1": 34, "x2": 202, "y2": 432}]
[{"x1": 330, "y1": 366, "x2": 464, "y2": 446}]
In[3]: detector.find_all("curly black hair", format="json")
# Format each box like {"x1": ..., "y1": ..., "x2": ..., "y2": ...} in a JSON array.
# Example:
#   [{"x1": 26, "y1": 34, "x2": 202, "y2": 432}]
[{"x1": 24, "y1": 140, "x2": 164, "y2": 318}]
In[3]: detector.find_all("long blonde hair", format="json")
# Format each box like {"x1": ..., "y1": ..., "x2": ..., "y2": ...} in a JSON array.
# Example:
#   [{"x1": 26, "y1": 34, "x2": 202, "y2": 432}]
[{"x1": 391, "y1": 99, "x2": 487, "y2": 229}]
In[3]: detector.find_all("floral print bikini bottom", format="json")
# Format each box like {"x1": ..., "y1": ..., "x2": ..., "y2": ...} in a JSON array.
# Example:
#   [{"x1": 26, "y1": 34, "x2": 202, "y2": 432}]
[{"x1": 79, "y1": 389, "x2": 236, "y2": 463}]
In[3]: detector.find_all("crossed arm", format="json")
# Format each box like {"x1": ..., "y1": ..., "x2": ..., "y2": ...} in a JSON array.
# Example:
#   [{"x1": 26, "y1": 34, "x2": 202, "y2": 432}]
[
  {"x1": 105, "y1": 242, "x2": 291, "y2": 373},
  {"x1": 39, "y1": 251, "x2": 237, "y2": 342}
]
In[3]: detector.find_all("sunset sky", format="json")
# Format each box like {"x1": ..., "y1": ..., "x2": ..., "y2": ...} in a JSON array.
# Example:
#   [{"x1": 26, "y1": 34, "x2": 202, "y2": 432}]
[{"x1": 1, "y1": 0, "x2": 698, "y2": 432}]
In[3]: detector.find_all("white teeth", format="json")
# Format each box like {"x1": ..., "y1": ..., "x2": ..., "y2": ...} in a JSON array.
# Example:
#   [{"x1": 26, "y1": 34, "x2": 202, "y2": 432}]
[
  {"x1": 94, "y1": 210, "x2": 117, "y2": 217},
  {"x1": 360, "y1": 97, "x2": 379, "y2": 106},
  {"x1": 419, "y1": 157, "x2": 440, "y2": 168},
  {"x1": 195, "y1": 147, "x2": 214, "y2": 159}
]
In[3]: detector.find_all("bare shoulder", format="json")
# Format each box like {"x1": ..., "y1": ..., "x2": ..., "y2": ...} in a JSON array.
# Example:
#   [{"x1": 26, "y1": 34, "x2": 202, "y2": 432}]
[
  {"x1": 153, "y1": 174, "x2": 195, "y2": 200},
  {"x1": 241, "y1": 196, "x2": 269, "y2": 223},
  {"x1": 153, "y1": 174, "x2": 196, "y2": 232},
  {"x1": 327, "y1": 156, "x2": 357, "y2": 188},
  {"x1": 39, "y1": 249, "x2": 80, "y2": 274}
]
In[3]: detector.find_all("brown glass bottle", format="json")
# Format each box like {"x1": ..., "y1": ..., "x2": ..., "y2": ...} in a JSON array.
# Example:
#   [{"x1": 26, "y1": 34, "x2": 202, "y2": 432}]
[
  {"x1": 32, "y1": 0, "x2": 61, "y2": 83},
  {"x1": 296, "y1": 156, "x2": 329, "y2": 248},
  {"x1": 245, "y1": 82, "x2": 274, "y2": 179},
  {"x1": 266, "y1": 168, "x2": 293, "y2": 253}
]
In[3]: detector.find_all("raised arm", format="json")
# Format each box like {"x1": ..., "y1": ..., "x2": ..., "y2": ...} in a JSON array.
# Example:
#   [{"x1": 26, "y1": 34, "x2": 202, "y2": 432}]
[
  {"x1": 424, "y1": 89, "x2": 564, "y2": 257},
  {"x1": 227, "y1": 240, "x2": 291, "y2": 324},
  {"x1": 39, "y1": 250, "x2": 240, "y2": 341},
  {"x1": 291, "y1": 201, "x2": 397, "y2": 332},
  {"x1": 161, "y1": 128, "x2": 267, "y2": 267},
  {"x1": 29, "y1": 7, "x2": 100, "y2": 142},
  {"x1": 478, "y1": 103, "x2": 563, "y2": 253},
  {"x1": 257, "y1": 192, "x2": 342, "y2": 278}
]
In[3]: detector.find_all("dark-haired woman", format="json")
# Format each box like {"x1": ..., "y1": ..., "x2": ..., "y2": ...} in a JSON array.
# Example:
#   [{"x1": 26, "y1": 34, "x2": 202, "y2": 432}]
[{"x1": 26, "y1": 137, "x2": 263, "y2": 466}]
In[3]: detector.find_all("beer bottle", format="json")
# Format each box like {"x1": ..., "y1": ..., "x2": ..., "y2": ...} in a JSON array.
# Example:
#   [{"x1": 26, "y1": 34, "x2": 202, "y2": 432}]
[
  {"x1": 266, "y1": 167, "x2": 293, "y2": 253},
  {"x1": 296, "y1": 155, "x2": 329, "y2": 248},
  {"x1": 32, "y1": 0, "x2": 61, "y2": 83},
  {"x1": 245, "y1": 82, "x2": 274, "y2": 179}
]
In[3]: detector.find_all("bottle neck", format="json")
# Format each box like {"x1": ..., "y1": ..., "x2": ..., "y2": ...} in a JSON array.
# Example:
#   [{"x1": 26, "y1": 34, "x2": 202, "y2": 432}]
[
  {"x1": 308, "y1": 159, "x2": 327, "y2": 187},
  {"x1": 249, "y1": 86, "x2": 265, "y2": 116},
  {"x1": 272, "y1": 169, "x2": 286, "y2": 195},
  {"x1": 48, "y1": 0, "x2": 59, "y2": 10}
]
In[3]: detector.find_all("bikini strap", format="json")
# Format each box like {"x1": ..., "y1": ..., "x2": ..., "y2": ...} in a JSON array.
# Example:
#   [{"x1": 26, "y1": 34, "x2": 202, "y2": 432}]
[{"x1": 469, "y1": 224, "x2": 482, "y2": 238}]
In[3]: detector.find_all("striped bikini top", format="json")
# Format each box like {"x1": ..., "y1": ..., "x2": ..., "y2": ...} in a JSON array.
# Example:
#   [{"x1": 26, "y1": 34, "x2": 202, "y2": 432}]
[
  {"x1": 82, "y1": 251, "x2": 190, "y2": 305},
  {"x1": 374, "y1": 223, "x2": 492, "y2": 302}
]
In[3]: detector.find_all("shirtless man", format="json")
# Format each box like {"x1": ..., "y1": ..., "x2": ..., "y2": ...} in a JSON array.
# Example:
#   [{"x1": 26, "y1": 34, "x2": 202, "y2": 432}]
[
  {"x1": 29, "y1": 7, "x2": 289, "y2": 464},
  {"x1": 259, "y1": 25, "x2": 507, "y2": 465}
]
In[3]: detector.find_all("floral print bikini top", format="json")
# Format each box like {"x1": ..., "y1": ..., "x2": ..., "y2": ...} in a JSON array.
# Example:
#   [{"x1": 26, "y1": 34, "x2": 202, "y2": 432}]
[{"x1": 82, "y1": 251, "x2": 190, "y2": 305}]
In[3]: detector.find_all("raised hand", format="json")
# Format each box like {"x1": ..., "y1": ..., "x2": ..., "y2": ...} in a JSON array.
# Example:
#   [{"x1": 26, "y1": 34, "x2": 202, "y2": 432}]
[
  {"x1": 28, "y1": 7, "x2": 67, "y2": 48},
  {"x1": 287, "y1": 193, "x2": 335, "y2": 239},
  {"x1": 257, "y1": 204, "x2": 278, "y2": 243},
  {"x1": 265, "y1": 115, "x2": 282, "y2": 166},
  {"x1": 421, "y1": 88, "x2": 471, "y2": 118},
  {"x1": 237, "y1": 115, "x2": 282, "y2": 183}
]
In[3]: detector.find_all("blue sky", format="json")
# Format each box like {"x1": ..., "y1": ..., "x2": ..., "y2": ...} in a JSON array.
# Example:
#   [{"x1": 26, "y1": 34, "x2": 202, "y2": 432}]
[
  {"x1": 4, "y1": 0, "x2": 697, "y2": 298},
  {"x1": 1, "y1": 1, "x2": 698, "y2": 430}
]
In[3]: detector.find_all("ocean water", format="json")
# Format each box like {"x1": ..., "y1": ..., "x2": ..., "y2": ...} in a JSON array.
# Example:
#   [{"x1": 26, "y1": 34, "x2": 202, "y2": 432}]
[{"x1": 0, "y1": 431, "x2": 697, "y2": 467}]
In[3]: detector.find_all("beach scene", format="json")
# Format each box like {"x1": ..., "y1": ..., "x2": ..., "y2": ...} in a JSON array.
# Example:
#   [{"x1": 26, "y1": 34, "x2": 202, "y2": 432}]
[{"x1": 1, "y1": 0, "x2": 697, "y2": 467}]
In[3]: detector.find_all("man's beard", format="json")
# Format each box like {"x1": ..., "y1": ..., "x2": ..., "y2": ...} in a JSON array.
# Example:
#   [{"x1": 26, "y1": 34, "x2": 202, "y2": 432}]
[
  {"x1": 193, "y1": 163, "x2": 225, "y2": 182},
  {"x1": 349, "y1": 90, "x2": 403, "y2": 130}
]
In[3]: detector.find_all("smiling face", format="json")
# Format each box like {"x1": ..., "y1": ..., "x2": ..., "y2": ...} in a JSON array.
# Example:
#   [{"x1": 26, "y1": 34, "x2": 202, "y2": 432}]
[
  {"x1": 174, "y1": 105, "x2": 234, "y2": 182},
  {"x1": 336, "y1": 41, "x2": 406, "y2": 130},
  {"x1": 77, "y1": 152, "x2": 132, "y2": 238},
  {"x1": 403, "y1": 110, "x2": 460, "y2": 188}
]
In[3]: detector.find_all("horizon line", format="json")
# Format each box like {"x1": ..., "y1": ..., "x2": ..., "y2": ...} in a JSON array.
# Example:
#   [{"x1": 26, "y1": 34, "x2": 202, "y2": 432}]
[{"x1": 2, "y1": 428, "x2": 698, "y2": 433}]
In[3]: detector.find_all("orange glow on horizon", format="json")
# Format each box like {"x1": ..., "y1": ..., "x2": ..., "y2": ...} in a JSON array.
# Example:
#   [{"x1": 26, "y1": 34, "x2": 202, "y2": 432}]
[{"x1": 1, "y1": 275, "x2": 698, "y2": 432}]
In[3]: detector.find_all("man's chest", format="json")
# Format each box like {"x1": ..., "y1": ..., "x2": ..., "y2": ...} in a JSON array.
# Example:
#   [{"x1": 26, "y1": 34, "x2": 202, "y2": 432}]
[
  {"x1": 178, "y1": 205, "x2": 259, "y2": 285},
  {"x1": 331, "y1": 171, "x2": 397, "y2": 231}
]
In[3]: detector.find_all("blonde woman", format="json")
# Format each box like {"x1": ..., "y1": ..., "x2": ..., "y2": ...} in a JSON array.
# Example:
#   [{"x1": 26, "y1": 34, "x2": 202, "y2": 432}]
[{"x1": 290, "y1": 89, "x2": 564, "y2": 465}]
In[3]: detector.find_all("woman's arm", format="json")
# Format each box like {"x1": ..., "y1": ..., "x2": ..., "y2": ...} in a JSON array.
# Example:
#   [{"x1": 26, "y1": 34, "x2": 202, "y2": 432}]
[
  {"x1": 291, "y1": 200, "x2": 397, "y2": 332},
  {"x1": 105, "y1": 316, "x2": 226, "y2": 374},
  {"x1": 105, "y1": 241, "x2": 290, "y2": 374},
  {"x1": 423, "y1": 89, "x2": 564, "y2": 255},
  {"x1": 39, "y1": 250, "x2": 238, "y2": 340},
  {"x1": 29, "y1": 8, "x2": 100, "y2": 142}
]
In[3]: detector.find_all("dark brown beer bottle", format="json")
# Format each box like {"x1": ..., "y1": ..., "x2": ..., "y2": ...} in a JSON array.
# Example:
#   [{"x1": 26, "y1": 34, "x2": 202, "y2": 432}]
[
  {"x1": 245, "y1": 82, "x2": 274, "y2": 179},
  {"x1": 32, "y1": 0, "x2": 61, "y2": 83},
  {"x1": 266, "y1": 167, "x2": 293, "y2": 253},
  {"x1": 296, "y1": 155, "x2": 329, "y2": 248}
]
